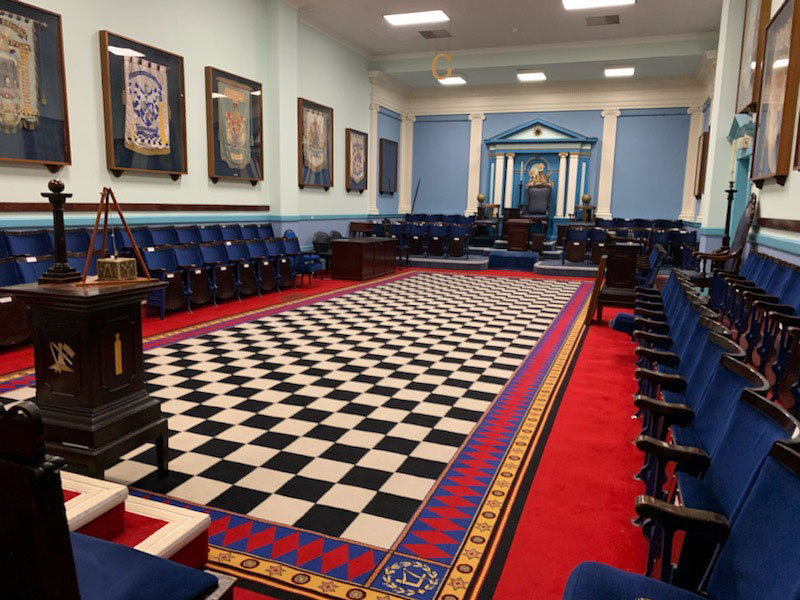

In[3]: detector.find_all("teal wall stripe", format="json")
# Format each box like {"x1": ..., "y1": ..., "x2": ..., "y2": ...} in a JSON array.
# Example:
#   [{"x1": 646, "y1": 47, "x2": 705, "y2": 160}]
[{"x1": 750, "y1": 231, "x2": 800, "y2": 257}]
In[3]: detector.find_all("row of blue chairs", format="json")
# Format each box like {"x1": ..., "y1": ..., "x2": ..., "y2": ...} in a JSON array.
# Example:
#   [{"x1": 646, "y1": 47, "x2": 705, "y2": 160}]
[
  {"x1": 564, "y1": 272, "x2": 800, "y2": 600},
  {"x1": 595, "y1": 218, "x2": 685, "y2": 230},
  {"x1": 395, "y1": 223, "x2": 471, "y2": 258},
  {"x1": 0, "y1": 223, "x2": 277, "y2": 259},
  {"x1": 403, "y1": 214, "x2": 475, "y2": 225}
]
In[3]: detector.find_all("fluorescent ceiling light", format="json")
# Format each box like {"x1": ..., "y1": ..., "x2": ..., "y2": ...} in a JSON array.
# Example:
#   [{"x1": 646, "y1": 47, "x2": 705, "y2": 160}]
[
  {"x1": 773, "y1": 57, "x2": 790, "y2": 69},
  {"x1": 605, "y1": 66, "x2": 635, "y2": 77},
  {"x1": 107, "y1": 46, "x2": 145, "y2": 58},
  {"x1": 384, "y1": 10, "x2": 449, "y2": 26},
  {"x1": 563, "y1": 0, "x2": 635, "y2": 9},
  {"x1": 517, "y1": 71, "x2": 547, "y2": 82},
  {"x1": 439, "y1": 75, "x2": 467, "y2": 85}
]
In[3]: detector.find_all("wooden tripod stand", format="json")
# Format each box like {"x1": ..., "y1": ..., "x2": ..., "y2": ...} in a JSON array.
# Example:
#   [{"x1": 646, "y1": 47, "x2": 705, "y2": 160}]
[{"x1": 81, "y1": 187, "x2": 151, "y2": 284}]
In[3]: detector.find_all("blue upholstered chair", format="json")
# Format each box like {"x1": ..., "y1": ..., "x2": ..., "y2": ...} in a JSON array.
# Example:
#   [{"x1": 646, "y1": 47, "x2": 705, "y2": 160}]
[
  {"x1": 175, "y1": 226, "x2": 203, "y2": 245},
  {"x1": 257, "y1": 223, "x2": 275, "y2": 239},
  {"x1": 66, "y1": 252, "x2": 98, "y2": 277},
  {"x1": 198, "y1": 225, "x2": 224, "y2": 242},
  {"x1": 15, "y1": 255, "x2": 54, "y2": 283},
  {"x1": 281, "y1": 237, "x2": 323, "y2": 286},
  {"x1": 149, "y1": 226, "x2": 180, "y2": 247},
  {"x1": 562, "y1": 440, "x2": 800, "y2": 600},
  {"x1": 266, "y1": 238, "x2": 295, "y2": 288},
  {"x1": 0, "y1": 232, "x2": 8, "y2": 259},
  {"x1": 240, "y1": 224, "x2": 260, "y2": 240},
  {"x1": 562, "y1": 227, "x2": 589, "y2": 264},
  {"x1": 199, "y1": 242, "x2": 240, "y2": 301},
  {"x1": 114, "y1": 227, "x2": 153, "y2": 254},
  {"x1": 408, "y1": 223, "x2": 429, "y2": 256},
  {"x1": 223, "y1": 240, "x2": 259, "y2": 295},
  {"x1": 427, "y1": 223, "x2": 450, "y2": 256},
  {"x1": 142, "y1": 247, "x2": 191, "y2": 317},
  {"x1": 220, "y1": 224, "x2": 243, "y2": 241},
  {"x1": 55, "y1": 228, "x2": 90, "y2": 254},
  {"x1": 172, "y1": 244, "x2": 215, "y2": 307},
  {"x1": 448, "y1": 224, "x2": 470, "y2": 258},
  {"x1": 245, "y1": 239, "x2": 279, "y2": 292},
  {"x1": 5, "y1": 230, "x2": 53, "y2": 257}
]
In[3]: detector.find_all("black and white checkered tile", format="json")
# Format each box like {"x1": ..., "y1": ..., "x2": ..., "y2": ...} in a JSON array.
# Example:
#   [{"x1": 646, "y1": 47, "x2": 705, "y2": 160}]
[{"x1": 2, "y1": 273, "x2": 580, "y2": 549}]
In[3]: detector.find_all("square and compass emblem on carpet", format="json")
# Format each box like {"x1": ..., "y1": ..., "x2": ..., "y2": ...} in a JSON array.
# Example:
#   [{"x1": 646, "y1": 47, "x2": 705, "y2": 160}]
[{"x1": 1, "y1": 272, "x2": 591, "y2": 600}]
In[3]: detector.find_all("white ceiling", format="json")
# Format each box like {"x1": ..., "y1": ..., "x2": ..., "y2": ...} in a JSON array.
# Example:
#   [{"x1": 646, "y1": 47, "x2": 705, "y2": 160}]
[{"x1": 293, "y1": 0, "x2": 722, "y2": 58}]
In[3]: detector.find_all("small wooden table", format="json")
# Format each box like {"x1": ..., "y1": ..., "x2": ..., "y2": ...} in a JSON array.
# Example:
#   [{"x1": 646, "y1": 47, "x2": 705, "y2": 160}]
[
  {"x1": 507, "y1": 218, "x2": 535, "y2": 251},
  {"x1": 0, "y1": 279, "x2": 169, "y2": 478},
  {"x1": 332, "y1": 238, "x2": 397, "y2": 281}
]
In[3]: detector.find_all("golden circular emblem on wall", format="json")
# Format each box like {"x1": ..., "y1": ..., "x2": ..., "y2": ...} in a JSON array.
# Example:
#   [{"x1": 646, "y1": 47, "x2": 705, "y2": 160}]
[{"x1": 431, "y1": 52, "x2": 453, "y2": 80}]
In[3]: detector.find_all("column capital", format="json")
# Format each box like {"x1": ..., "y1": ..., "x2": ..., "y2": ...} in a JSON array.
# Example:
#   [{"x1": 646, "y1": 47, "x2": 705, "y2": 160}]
[
  {"x1": 505, "y1": 152, "x2": 515, "y2": 158},
  {"x1": 494, "y1": 153, "x2": 505, "y2": 162},
  {"x1": 687, "y1": 105, "x2": 704, "y2": 115},
  {"x1": 558, "y1": 152, "x2": 569, "y2": 159},
  {"x1": 369, "y1": 102, "x2": 380, "y2": 112},
  {"x1": 469, "y1": 113, "x2": 486, "y2": 121},
  {"x1": 402, "y1": 113, "x2": 416, "y2": 123},
  {"x1": 568, "y1": 152, "x2": 580, "y2": 158},
  {"x1": 601, "y1": 108, "x2": 621, "y2": 118}
]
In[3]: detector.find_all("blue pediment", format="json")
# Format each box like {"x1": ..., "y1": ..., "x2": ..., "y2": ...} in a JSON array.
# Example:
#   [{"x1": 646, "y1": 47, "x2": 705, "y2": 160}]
[{"x1": 485, "y1": 118, "x2": 597, "y2": 145}]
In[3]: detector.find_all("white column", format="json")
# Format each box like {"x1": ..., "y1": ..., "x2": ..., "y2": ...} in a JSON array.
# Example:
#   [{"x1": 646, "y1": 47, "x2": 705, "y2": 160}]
[
  {"x1": 596, "y1": 108, "x2": 621, "y2": 219},
  {"x1": 493, "y1": 154, "x2": 505, "y2": 205},
  {"x1": 398, "y1": 113, "x2": 415, "y2": 214},
  {"x1": 466, "y1": 113, "x2": 485, "y2": 216},
  {"x1": 556, "y1": 152, "x2": 568, "y2": 217},
  {"x1": 566, "y1": 153, "x2": 580, "y2": 218},
  {"x1": 368, "y1": 102, "x2": 379, "y2": 215},
  {"x1": 504, "y1": 153, "x2": 515, "y2": 209},
  {"x1": 680, "y1": 106, "x2": 704, "y2": 221}
]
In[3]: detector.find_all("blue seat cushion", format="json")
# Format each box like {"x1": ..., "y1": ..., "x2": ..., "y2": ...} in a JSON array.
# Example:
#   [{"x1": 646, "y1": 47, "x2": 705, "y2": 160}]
[
  {"x1": 72, "y1": 532, "x2": 217, "y2": 600},
  {"x1": 563, "y1": 562, "x2": 704, "y2": 600},
  {"x1": 671, "y1": 425, "x2": 700, "y2": 450},
  {"x1": 610, "y1": 312, "x2": 636, "y2": 336},
  {"x1": 675, "y1": 471, "x2": 724, "y2": 515}
]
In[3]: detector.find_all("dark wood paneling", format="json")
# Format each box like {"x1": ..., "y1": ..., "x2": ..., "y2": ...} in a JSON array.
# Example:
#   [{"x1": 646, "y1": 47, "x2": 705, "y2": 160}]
[
  {"x1": 0, "y1": 202, "x2": 269, "y2": 212},
  {"x1": 757, "y1": 218, "x2": 800, "y2": 233}
]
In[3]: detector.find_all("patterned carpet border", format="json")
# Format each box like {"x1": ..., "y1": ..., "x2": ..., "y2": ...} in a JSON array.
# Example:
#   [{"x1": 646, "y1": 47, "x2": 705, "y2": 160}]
[{"x1": 130, "y1": 276, "x2": 593, "y2": 600}]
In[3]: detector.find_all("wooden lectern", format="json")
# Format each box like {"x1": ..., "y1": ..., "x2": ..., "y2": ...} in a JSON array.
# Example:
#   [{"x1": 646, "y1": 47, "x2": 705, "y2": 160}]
[{"x1": 0, "y1": 182, "x2": 169, "y2": 478}]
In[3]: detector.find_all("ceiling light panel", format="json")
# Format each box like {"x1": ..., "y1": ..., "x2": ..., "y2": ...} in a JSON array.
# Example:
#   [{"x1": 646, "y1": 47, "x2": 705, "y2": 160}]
[
  {"x1": 517, "y1": 71, "x2": 547, "y2": 82},
  {"x1": 384, "y1": 10, "x2": 449, "y2": 26},
  {"x1": 439, "y1": 75, "x2": 467, "y2": 85},
  {"x1": 563, "y1": 0, "x2": 635, "y2": 10},
  {"x1": 604, "y1": 66, "x2": 635, "y2": 77}
]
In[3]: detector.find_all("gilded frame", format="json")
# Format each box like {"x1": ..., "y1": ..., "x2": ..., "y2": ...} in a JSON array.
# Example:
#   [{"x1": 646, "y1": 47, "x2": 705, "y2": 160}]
[
  {"x1": 297, "y1": 97, "x2": 334, "y2": 190},
  {"x1": 694, "y1": 130, "x2": 710, "y2": 199},
  {"x1": 345, "y1": 128, "x2": 368, "y2": 193},
  {"x1": 736, "y1": 0, "x2": 772, "y2": 114}
]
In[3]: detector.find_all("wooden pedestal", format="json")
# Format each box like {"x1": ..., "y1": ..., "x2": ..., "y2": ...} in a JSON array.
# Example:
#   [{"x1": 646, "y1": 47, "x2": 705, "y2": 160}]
[
  {"x1": 0, "y1": 280, "x2": 169, "y2": 478},
  {"x1": 331, "y1": 238, "x2": 397, "y2": 281},
  {"x1": 507, "y1": 218, "x2": 534, "y2": 251},
  {"x1": 502, "y1": 207, "x2": 521, "y2": 239}
]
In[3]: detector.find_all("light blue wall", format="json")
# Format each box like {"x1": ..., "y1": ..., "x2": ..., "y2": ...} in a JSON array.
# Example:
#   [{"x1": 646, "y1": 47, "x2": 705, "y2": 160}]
[
  {"x1": 377, "y1": 108, "x2": 402, "y2": 214},
  {"x1": 411, "y1": 115, "x2": 471, "y2": 215},
  {"x1": 610, "y1": 108, "x2": 690, "y2": 219},
  {"x1": 479, "y1": 111, "x2": 604, "y2": 205}
]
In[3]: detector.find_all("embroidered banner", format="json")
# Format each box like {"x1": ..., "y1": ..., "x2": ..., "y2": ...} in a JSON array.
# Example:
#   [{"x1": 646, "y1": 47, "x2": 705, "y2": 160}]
[
  {"x1": 123, "y1": 56, "x2": 170, "y2": 155},
  {"x1": 0, "y1": 10, "x2": 39, "y2": 134},
  {"x1": 217, "y1": 77, "x2": 251, "y2": 169},
  {"x1": 302, "y1": 107, "x2": 328, "y2": 173},
  {"x1": 350, "y1": 131, "x2": 365, "y2": 184}
]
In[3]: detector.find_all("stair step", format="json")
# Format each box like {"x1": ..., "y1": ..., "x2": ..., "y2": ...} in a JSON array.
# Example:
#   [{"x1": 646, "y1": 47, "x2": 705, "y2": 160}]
[{"x1": 62, "y1": 471, "x2": 127, "y2": 538}]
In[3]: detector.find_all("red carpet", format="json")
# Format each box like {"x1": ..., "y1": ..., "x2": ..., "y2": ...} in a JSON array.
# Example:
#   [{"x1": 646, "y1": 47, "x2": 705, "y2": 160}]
[{"x1": 491, "y1": 307, "x2": 647, "y2": 599}]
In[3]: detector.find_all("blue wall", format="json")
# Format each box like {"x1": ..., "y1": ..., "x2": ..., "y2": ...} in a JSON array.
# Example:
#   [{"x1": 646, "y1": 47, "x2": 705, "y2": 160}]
[
  {"x1": 411, "y1": 115, "x2": 471, "y2": 215},
  {"x1": 479, "y1": 111, "x2": 604, "y2": 206},
  {"x1": 377, "y1": 108, "x2": 402, "y2": 214},
  {"x1": 610, "y1": 108, "x2": 690, "y2": 219}
]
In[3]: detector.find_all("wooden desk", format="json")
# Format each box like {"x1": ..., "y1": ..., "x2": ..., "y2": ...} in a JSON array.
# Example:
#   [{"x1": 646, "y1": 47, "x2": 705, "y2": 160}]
[
  {"x1": 332, "y1": 238, "x2": 397, "y2": 281},
  {"x1": 507, "y1": 218, "x2": 535, "y2": 251}
]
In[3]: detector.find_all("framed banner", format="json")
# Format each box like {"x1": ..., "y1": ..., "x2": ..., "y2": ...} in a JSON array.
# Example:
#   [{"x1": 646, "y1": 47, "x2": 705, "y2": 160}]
[
  {"x1": 751, "y1": 0, "x2": 800, "y2": 185},
  {"x1": 0, "y1": 0, "x2": 70, "y2": 171},
  {"x1": 693, "y1": 130, "x2": 709, "y2": 199},
  {"x1": 297, "y1": 97, "x2": 333, "y2": 190},
  {"x1": 205, "y1": 67, "x2": 263, "y2": 185},
  {"x1": 99, "y1": 31, "x2": 187, "y2": 179},
  {"x1": 736, "y1": 0, "x2": 772, "y2": 114},
  {"x1": 379, "y1": 138, "x2": 398, "y2": 195},
  {"x1": 345, "y1": 128, "x2": 367, "y2": 193}
]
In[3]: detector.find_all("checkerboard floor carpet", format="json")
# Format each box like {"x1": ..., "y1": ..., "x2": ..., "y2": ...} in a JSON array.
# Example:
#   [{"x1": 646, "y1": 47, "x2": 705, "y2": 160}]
[{"x1": 2, "y1": 273, "x2": 580, "y2": 552}]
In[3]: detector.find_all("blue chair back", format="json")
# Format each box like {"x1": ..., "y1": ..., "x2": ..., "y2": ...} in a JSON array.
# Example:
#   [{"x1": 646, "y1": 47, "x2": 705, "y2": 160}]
[
  {"x1": 441, "y1": 215, "x2": 458, "y2": 224},
  {"x1": 595, "y1": 218, "x2": 613, "y2": 228},
  {"x1": 57, "y1": 229, "x2": 90, "y2": 254},
  {"x1": 705, "y1": 441, "x2": 800, "y2": 600},
  {"x1": 373, "y1": 223, "x2": 385, "y2": 236},
  {"x1": 199, "y1": 242, "x2": 229, "y2": 264},
  {"x1": 430, "y1": 224, "x2": 449, "y2": 237},
  {"x1": 612, "y1": 217, "x2": 630, "y2": 227},
  {"x1": 409, "y1": 223, "x2": 430, "y2": 237},
  {"x1": 449, "y1": 224, "x2": 470, "y2": 239},
  {"x1": 173, "y1": 244, "x2": 204, "y2": 268},
  {"x1": 0, "y1": 232, "x2": 8, "y2": 259},
  {"x1": 198, "y1": 225, "x2": 223, "y2": 242},
  {"x1": 390, "y1": 223, "x2": 407, "y2": 239},
  {"x1": 224, "y1": 241, "x2": 251, "y2": 262},
  {"x1": 245, "y1": 240, "x2": 269, "y2": 259},
  {"x1": 5, "y1": 230, "x2": 53, "y2": 257},
  {"x1": 149, "y1": 227, "x2": 180, "y2": 247},
  {"x1": 589, "y1": 228, "x2": 605, "y2": 243},
  {"x1": 612, "y1": 228, "x2": 630, "y2": 239},
  {"x1": 456, "y1": 215, "x2": 475, "y2": 225},
  {"x1": 257, "y1": 224, "x2": 275, "y2": 239},
  {"x1": 266, "y1": 239, "x2": 285, "y2": 257},
  {"x1": 565, "y1": 227, "x2": 589, "y2": 242},
  {"x1": 67, "y1": 253, "x2": 98, "y2": 277},
  {"x1": 423, "y1": 214, "x2": 439, "y2": 223},
  {"x1": 115, "y1": 227, "x2": 153, "y2": 250},
  {"x1": 15, "y1": 256, "x2": 54, "y2": 283},
  {"x1": 283, "y1": 237, "x2": 303, "y2": 254},
  {"x1": 90, "y1": 230, "x2": 116, "y2": 254},
  {"x1": 283, "y1": 229, "x2": 297, "y2": 239},
  {"x1": 0, "y1": 258, "x2": 21, "y2": 286},
  {"x1": 176, "y1": 226, "x2": 203, "y2": 244},
  {"x1": 240, "y1": 224, "x2": 259, "y2": 240},
  {"x1": 143, "y1": 247, "x2": 179, "y2": 272},
  {"x1": 220, "y1": 224, "x2": 243, "y2": 241},
  {"x1": 650, "y1": 229, "x2": 669, "y2": 247}
]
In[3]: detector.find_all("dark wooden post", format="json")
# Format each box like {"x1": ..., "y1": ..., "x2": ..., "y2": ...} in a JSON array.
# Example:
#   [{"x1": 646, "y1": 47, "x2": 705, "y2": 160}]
[{"x1": 39, "y1": 179, "x2": 81, "y2": 284}]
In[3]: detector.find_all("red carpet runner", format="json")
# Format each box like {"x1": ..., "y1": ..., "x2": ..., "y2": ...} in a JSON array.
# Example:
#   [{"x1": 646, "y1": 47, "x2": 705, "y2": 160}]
[{"x1": 491, "y1": 307, "x2": 647, "y2": 599}]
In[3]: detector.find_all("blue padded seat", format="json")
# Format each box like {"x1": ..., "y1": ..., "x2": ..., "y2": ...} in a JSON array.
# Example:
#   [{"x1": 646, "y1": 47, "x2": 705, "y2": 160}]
[
  {"x1": 281, "y1": 237, "x2": 322, "y2": 287},
  {"x1": 199, "y1": 242, "x2": 239, "y2": 301},
  {"x1": 90, "y1": 229, "x2": 116, "y2": 254},
  {"x1": 0, "y1": 231, "x2": 8, "y2": 258},
  {"x1": 266, "y1": 239, "x2": 295, "y2": 288},
  {"x1": 240, "y1": 224, "x2": 260, "y2": 240},
  {"x1": 257, "y1": 223, "x2": 275, "y2": 239},
  {"x1": 220, "y1": 224, "x2": 243, "y2": 241},
  {"x1": 71, "y1": 531, "x2": 217, "y2": 600},
  {"x1": 176, "y1": 226, "x2": 203, "y2": 245},
  {"x1": 198, "y1": 225, "x2": 223, "y2": 242},
  {"x1": 224, "y1": 241, "x2": 259, "y2": 295},
  {"x1": 564, "y1": 442, "x2": 800, "y2": 600},
  {"x1": 142, "y1": 247, "x2": 190, "y2": 316},
  {"x1": 0, "y1": 258, "x2": 21, "y2": 287},
  {"x1": 115, "y1": 227, "x2": 153, "y2": 253},
  {"x1": 245, "y1": 240, "x2": 279, "y2": 292},
  {"x1": 15, "y1": 256, "x2": 54, "y2": 283},
  {"x1": 283, "y1": 229, "x2": 297, "y2": 239},
  {"x1": 5, "y1": 230, "x2": 53, "y2": 257},
  {"x1": 55, "y1": 228, "x2": 91, "y2": 254},
  {"x1": 172, "y1": 244, "x2": 215, "y2": 307},
  {"x1": 149, "y1": 226, "x2": 180, "y2": 247},
  {"x1": 67, "y1": 253, "x2": 98, "y2": 277}
]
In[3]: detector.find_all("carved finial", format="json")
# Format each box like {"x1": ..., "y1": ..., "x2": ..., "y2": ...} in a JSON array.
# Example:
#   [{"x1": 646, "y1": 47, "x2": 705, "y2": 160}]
[{"x1": 48, "y1": 179, "x2": 65, "y2": 194}]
